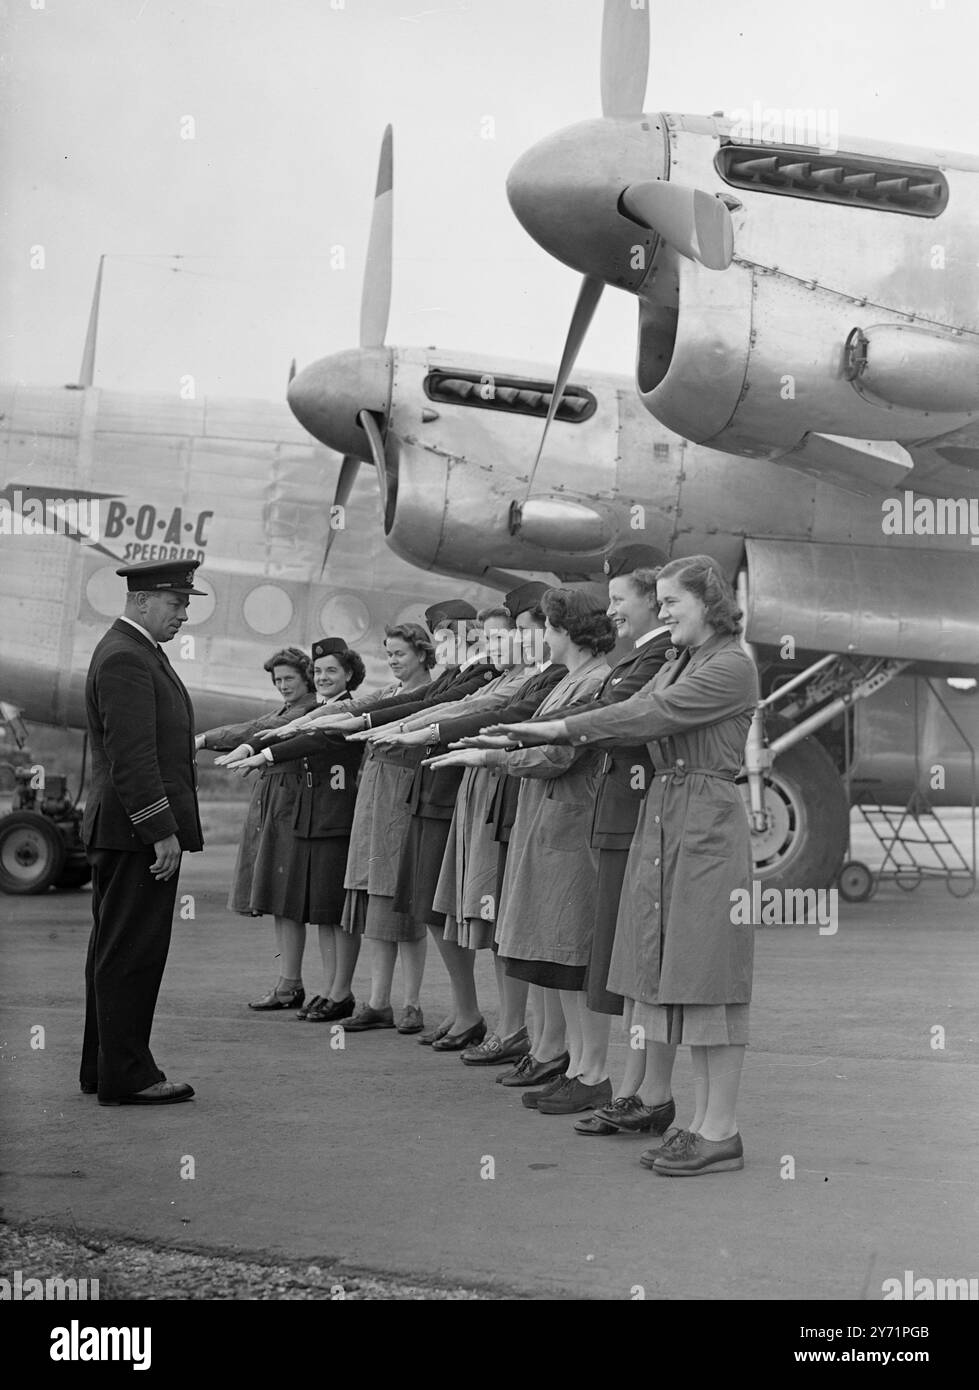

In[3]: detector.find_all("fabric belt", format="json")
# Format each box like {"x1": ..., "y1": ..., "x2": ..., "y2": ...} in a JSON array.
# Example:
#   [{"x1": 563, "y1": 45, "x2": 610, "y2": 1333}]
[{"x1": 661, "y1": 759, "x2": 737, "y2": 784}]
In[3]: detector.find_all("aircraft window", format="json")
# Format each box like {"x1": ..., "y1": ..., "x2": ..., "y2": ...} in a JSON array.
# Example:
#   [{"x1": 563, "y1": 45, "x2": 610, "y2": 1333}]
[
  {"x1": 243, "y1": 584, "x2": 294, "y2": 636},
  {"x1": 424, "y1": 370, "x2": 597, "y2": 423},
  {"x1": 715, "y1": 144, "x2": 948, "y2": 217},
  {"x1": 319, "y1": 594, "x2": 371, "y2": 645},
  {"x1": 946, "y1": 677, "x2": 977, "y2": 694}
]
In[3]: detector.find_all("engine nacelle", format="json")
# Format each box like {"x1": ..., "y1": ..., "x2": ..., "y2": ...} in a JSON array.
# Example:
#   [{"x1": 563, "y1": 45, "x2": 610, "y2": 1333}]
[
  {"x1": 635, "y1": 256, "x2": 979, "y2": 461},
  {"x1": 845, "y1": 324, "x2": 979, "y2": 413}
]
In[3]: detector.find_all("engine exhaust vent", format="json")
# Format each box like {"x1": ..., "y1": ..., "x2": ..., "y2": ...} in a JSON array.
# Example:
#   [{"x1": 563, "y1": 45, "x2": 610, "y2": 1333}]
[{"x1": 716, "y1": 144, "x2": 948, "y2": 217}]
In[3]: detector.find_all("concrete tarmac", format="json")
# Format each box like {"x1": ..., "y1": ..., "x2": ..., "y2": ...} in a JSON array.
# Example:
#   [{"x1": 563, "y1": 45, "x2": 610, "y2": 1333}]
[{"x1": 1, "y1": 821, "x2": 977, "y2": 1301}]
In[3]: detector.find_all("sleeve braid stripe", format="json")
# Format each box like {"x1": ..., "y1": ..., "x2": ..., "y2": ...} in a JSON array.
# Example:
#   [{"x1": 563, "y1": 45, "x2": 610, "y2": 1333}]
[{"x1": 130, "y1": 797, "x2": 170, "y2": 824}]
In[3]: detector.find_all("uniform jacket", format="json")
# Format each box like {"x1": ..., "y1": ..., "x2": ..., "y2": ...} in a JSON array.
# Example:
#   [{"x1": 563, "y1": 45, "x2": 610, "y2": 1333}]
[
  {"x1": 350, "y1": 663, "x2": 499, "y2": 789},
  {"x1": 523, "y1": 633, "x2": 673, "y2": 849},
  {"x1": 491, "y1": 655, "x2": 610, "y2": 966},
  {"x1": 563, "y1": 634, "x2": 759, "y2": 1004},
  {"x1": 403, "y1": 663, "x2": 526, "y2": 821},
  {"x1": 82, "y1": 619, "x2": 203, "y2": 852},
  {"x1": 432, "y1": 664, "x2": 568, "y2": 924},
  {"x1": 199, "y1": 692, "x2": 318, "y2": 751},
  {"x1": 291, "y1": 694, "x2": 364, "y2": 839}
]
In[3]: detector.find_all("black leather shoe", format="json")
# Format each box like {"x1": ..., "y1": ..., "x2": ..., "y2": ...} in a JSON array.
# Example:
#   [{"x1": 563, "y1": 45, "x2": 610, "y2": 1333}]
[
  {"x1": 418, "y1": 1019, "x2": 454, "y2": 1046},
  {"x1": 305, "y1": 995, "x2": 355, "y2": 1023},
  {"x1": 521, "y1": 1074, "x2": 570, "y2": 1110},
  {"x1": 639, "y1": 1126, "x2": 696, "y2": 1169},
  {"x1": 431, "y1": 1018, "x2": 487, "y2": 1052},
  {"x1": 249, "y1": 984, "x2": 305, "y2": 1011},
  {"x1": 500, "y1": 1051, "x2": 571, "y2": 1088},
  {"x1": 100, "y1": 1081, "x2": 195, "y2": 1106},
  {"x1": 296, "y1": 994, "x2": 323, "y2": 1020},
  {"x1": 343, "y1": 1004, "x2": 395, "y2": 1031},
  {"x1": 539, "y1": 1076, "x2": 612, "y2": 1115},
  {"x1": 574, "y1": 1115, "x2": 618, "y2": 1136},
  {"x1": 590, "y1": 1094, "x2": 677, "y2": 1134}
]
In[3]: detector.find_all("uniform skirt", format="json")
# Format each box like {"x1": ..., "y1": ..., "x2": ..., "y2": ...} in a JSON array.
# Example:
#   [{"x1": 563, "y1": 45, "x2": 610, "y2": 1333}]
[
  {"x1": 275, "y1": 834, "x2": 349, "y2": 925},
  {"x1": 393, "y1": 816, "x2": 451, "y2": 930},
  {"x1": 231, "y1": 766, "x2": 302, "y2": 916},
  {"x1": 502, "y1": 956, "x2": 587, "y2": 990},
  {"x1": 433, "y1": 766, "x2": 499, "y2": 952},
  {"x1": 340, "y1": 888, "x2": 426, "y2": 943},
  {"x1": 583, "y1": 848, "x2": 627, "y2": 1016},
  {"x1": 625, "y1": 997, "x2": 750, "y2": 1046},
  {"x1": 442, "y1": 915, "x2": 496, "y2": 951}
]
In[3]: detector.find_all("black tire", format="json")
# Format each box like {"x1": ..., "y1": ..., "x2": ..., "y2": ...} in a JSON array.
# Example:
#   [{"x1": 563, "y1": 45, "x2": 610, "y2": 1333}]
[
  {"x1": 738, "y1": 734, "x2": 850, "y2": 891},
  {"x1": 0, "y1": 811, "x2": 67, "y2": 894},
  {"x1": 838, "y1": 860, "x2": 875, "y2": 903}
]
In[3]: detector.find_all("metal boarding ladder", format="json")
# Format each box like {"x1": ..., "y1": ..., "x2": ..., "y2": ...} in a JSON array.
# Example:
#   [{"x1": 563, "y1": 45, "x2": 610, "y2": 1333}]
[{"x1": 837, "y1": 680, "x2": 977, "y2": 902}]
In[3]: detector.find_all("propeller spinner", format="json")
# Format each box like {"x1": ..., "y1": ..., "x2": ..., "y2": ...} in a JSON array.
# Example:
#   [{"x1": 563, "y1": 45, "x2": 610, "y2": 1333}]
[{"x1": 513, "y1": 0, "x2": 733, "y2": 496}]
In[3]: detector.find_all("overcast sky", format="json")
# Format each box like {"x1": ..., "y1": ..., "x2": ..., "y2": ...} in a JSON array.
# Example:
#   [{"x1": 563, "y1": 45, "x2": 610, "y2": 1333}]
[{"x1": 2, "y1": 0, "x2": 977, "y2": 400}]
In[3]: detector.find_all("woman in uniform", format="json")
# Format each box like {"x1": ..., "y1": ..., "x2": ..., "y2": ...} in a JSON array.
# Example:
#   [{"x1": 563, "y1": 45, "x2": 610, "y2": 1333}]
[
  {"x1": 267, "y1": 638, "x2": 366, "y2": 1023},
  {"x1": 196, "y1": 647, "x2": 318, "y2": 1008},
  {"x1": 485, "y1": 557, "x2": 760, "y2": 1175},
  {"x1": 426, "y1": 588, "x2": 616, "y2": 1106},
  {"x1": 231, "y1": 622, "x2": 436, "y2": 1026}
]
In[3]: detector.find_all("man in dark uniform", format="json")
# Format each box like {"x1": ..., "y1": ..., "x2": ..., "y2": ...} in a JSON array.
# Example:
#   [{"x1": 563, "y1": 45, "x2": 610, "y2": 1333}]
[{"x1": 79, "y1": 559, "x2": 205, "y2": 1106}]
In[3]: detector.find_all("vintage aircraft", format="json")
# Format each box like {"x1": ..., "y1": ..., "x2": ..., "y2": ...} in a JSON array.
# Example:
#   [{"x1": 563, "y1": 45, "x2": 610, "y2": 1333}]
[
  {"x1": 283, "y1": 15, "x2": 979, "y2": 897},
  {"x1": 0, "y1": 256, "x2": 507, "y2": 891},
  {"x1": 3, "y1": 4, "x2": 977, "y2": 898}
]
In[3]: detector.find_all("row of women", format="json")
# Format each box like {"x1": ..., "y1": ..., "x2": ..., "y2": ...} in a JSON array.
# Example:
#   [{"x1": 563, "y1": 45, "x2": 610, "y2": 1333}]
[{"x1": 197, "y1": 546, "x2": 760, "y2": 1176}]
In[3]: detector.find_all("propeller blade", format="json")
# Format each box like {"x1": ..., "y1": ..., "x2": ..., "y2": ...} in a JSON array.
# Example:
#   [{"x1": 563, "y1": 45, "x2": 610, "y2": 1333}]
[
  {"x1": 287, "y1": 357, "x2": 296, "y2": 385},
  {"x1": 621, "y1": 182, "x2": 734, "y2": 270},
  {"x1": 524, "y1": 274, "x2": 604, "y2": 500},
  {"x1": 600, "y1": 0, "x2": 650, "y2": 117},
  {"x1": 78, "y1": 254, "x2": 105, "y2": 388},
  {"x1": 359, "y1": 124, "x2": 393, "y2": 348},
  {"x1": 357, "y1": 409, "x2": 390, "y2": 510},
  {"x1": 320, "y1": 454, "x2": 362, "y2": 574}
]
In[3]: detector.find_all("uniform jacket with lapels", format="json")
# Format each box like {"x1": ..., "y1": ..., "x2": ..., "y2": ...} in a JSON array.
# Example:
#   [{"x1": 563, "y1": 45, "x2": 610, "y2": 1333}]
[
  {"x1": 365, "y1": 660, "x2": 501, "y2": 783},
  {"x1": 522, "y1": 631, "x2": 673, "y2": 850},
  {"x1": 562, "y1": 633, "x2": 759, "y2": 1004},
  {"x1": 396, "y1": 660, "x2": 509, "y2": 820},
  {"x1": 290, "y1": 692, "x2": 365, "y2": 840},
  {"x1": 268, "y1": 662, "x2": 498, "y2": 776},
  {"x1": 82, "y1": 619, "x2": 203, "y2": 853}
]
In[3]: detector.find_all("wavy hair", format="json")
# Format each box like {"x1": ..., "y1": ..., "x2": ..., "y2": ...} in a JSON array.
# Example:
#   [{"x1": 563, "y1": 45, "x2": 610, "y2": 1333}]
[
  {"x1": 384, "y1": 621, "x2": 437, "y2": 670},
  {"x1": 621, "y1": 565, "x2": 661, "y2": 600},
  {"x1": 541, "y1": 587, "x2": 617, "y2": 656},
  {"x1": 264, "y1": 646, "x2": 314, "y2": 691},
  {"x1": 657, "y1": 555, "x2": 743, "y2": 637},
  {"x1": 334, "y1": 648, "x2": 367, "y2": 692}
]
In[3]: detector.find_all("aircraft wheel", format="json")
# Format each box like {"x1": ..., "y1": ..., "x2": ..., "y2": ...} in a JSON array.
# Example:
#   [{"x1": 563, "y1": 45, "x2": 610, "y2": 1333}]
[
  {"x1": 837, "y1": 860, "x2": 876, "y2": 903},
  {"x1": 0, "y1": 811, "x2": 66, "y2": 894},
  {"x1": 739, "y1": 734, "x2": 849, "y2": 891},
  {"x1": 947, "y1": 873, "x2": 975, "y2": 898}
]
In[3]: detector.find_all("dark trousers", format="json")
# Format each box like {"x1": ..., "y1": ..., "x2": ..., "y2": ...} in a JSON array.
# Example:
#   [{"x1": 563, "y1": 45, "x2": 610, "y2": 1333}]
[{"x1": 80, "y1": 847, "x2": 180, "y2": 1099}]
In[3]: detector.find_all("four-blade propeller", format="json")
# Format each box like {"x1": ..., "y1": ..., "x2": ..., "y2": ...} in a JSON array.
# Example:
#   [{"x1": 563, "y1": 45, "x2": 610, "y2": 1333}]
[{"x1": 524, "y1": 0, "x2": 734, "y2": 498}]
